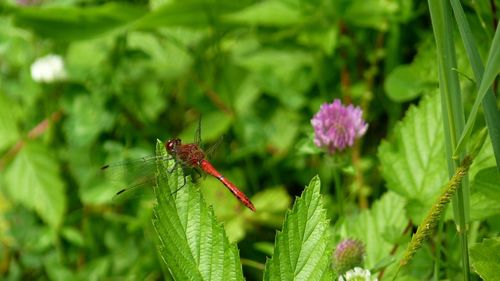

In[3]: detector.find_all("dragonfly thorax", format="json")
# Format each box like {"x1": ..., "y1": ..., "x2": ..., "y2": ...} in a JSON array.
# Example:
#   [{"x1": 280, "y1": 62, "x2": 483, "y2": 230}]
[{"x1": 165, "y1": 138, "x2": 205, "y2": 167}]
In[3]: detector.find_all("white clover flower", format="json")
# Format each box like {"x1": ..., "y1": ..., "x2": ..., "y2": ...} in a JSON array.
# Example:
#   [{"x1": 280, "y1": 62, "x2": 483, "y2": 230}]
[
  {"x1": 338, "y1": 267, "x2": 377, "y2": 281},
  {"x1": 30, "y1": 54, "x2": 67, "y2": 83}
]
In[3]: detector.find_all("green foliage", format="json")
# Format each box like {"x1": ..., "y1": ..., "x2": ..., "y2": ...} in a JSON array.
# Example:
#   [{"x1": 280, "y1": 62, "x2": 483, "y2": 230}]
[
  {"x1": 0, "y1": 94, "x2": 19, "y2": 151},
  {"x1": 470, "y1": 237, "x2": 500, "y2": 281},
  {"x1": 13, "y1": 3, "x2": 147, "y2": 41},
  {"x1": 378, "y1": 93, "x2": 447, "y2": 222},
  {"x1": 0, "y1": 0, "x2": 498, "y2": 280},
  {"x1": 5, "y1": 142, "x2": 65, "y2": 228},
  {"x1": 339, "y1": 192, "x2": 407, "y2": 271},
  {"x1": 153, "y1": 140, "x2": 244, "y2": 280},
  {"x1": 384, "y1": 40, "x2": 438, "y2": 102},
  {"x1": 263, "y1": 176, "x2": 333, "y2": 281}
]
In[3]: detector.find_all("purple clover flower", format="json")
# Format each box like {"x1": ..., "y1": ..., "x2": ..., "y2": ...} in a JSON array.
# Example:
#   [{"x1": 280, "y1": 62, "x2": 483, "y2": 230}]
[{"x1": 311, "y1": 99, "x2": 368, "y2": 154}]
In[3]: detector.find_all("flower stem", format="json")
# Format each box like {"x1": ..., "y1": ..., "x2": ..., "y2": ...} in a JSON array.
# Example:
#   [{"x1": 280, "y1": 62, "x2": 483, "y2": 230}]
[{"x1": 333, "y1": 164, "x2": 344, "y2": 215}]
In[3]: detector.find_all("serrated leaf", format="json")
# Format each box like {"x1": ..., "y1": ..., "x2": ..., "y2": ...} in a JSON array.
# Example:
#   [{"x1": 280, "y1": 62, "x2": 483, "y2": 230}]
[
  {"x1": 5, "y1": 142, "x2": 66, "y2": 228},
  {"x1": 263, "y1": 176, "x2": 333, "y2": 281},
  {"x1": 378, "y1": 93, "x2": 448, "y2": 222},
  {"x1": 470, "y1": 237, "x2": 500, "y2": 281},
  {"x1": 340, "y1": 192, "x2": 407, "y2": 270},
  {"x1": 152, "y1": 140, "x2": 244, "y2": 280}
]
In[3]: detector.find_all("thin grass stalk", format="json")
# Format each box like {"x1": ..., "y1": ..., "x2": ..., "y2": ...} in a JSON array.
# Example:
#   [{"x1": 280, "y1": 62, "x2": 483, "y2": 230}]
[
  {"x1": 449, "y1": 0, "x2": 500, "y2": 170},
  {"x1": 427, "y1": 1, "x2": 470, "y2": 280}
]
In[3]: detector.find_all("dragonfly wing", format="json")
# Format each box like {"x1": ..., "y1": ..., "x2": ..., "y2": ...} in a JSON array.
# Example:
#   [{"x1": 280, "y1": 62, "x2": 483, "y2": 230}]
[
  {"x1": 100, "y1": 154, "x2": 172, "y2": 198},
  {"x1": 204, "y1": 135, "x2": 224, "y2": 159},
  {"x1": 193, "y1": 115, "x2": 202, "y2": 146}
]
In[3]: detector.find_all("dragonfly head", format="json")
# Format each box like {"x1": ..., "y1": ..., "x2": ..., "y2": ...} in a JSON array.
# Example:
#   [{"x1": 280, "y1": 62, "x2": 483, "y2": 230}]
[{"x1": 165, "y1": 138, "x2": 181, "y2": 153}]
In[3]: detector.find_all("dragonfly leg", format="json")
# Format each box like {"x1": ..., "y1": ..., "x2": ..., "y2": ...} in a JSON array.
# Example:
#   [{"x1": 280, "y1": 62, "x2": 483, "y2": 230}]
[
  {"x1": 191, "y1": 168, "x2": 203, "y2": 183},
  {"x1": 167, "y1": 160, "x2": 179, "y2": 174},
  {"x1": 170, "y1": 174, "x2": 187, "y2": 195}
]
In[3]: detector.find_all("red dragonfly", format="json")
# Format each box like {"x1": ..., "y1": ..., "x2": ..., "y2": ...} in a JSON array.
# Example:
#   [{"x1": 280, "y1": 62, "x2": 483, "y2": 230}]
[
  {"x1": 103, "y1": 119, "x2": 256, "y2": 212},
  {"x1": 165, "y1": 138, "x2": 255, "y2": 212}
]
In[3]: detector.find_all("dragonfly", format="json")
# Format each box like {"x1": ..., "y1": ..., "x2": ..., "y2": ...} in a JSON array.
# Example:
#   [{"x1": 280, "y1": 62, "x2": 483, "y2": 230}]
[{"x1": 102, "y1": 119, "x2": 256, "y2": 212}]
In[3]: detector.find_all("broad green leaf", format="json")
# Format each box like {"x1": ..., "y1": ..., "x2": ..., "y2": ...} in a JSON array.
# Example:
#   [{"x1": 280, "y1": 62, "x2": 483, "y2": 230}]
[
  {"x1": 5, "y1": 142, "x2": 66, "y2": 228},
  {"x1": 152, "y1": 140, "x2": 244, "y2": 280},
  {"x1": 470, "y1": 237, "x2": 500, "y2": 281},
  {"x1": 340, "y1": 192, "x2": 408, "y2": 271},
  {"x1": 135, "y1": 0, "x2": 246, "y2": 29},
  {"x1": 469, "y1": 167, "x2": 500, "y2": 220},
  {"x1": 263, "y1": 176, "x2": 333, "y2": 281},
  {"x1": 378, "y1": 92, "x2": 448, "y2": 221},
  {"x1": 384, "y1": 65, "x2": 435, "y2": 102},
  {"x1": 249, "y1": 186, "x2": 292, "y2": 227},
  {"x1": 343, "y1": 0, "x2": 401, "y2": 30},
  {"x1": 234, "y1": 49, "x2": 315, "y2": 109},
  {"x1": 128, "y1": 31, "x2": 193, "y2": 79},
  {"x1": 233, "y1": 76, "x2": 261, "y2": 116},
  {"x1": 267, "y1": 109, "x2": 300, "y2": 154},
  {"x1": 63, "y1": 94, "x2": 114, "y2": 147},
  {"x1": 13, "y1": 3, "x2": 146, "y2": 41},
  {"x1": 466, "y1": 135, "x2": 500, "y2": 220},
  {"x1": 384, "y1": 39, "x2": 440, "y2": 103},
  {"x1": 223, "y1": 1, "x2": 303, "y2": 27}
]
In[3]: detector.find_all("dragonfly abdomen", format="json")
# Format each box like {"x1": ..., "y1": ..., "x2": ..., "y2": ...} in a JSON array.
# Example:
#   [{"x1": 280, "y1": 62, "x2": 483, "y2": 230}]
[{"x1": 199, "y1": 160, "x2": 256, "y2": 212}]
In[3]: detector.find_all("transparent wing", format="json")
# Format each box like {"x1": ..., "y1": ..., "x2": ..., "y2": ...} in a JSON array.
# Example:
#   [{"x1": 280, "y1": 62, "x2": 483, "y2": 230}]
[
  {"x1": 204, "y1": 135, "x2": 224, "y2": 159},
  {"x1": 100, "y1": 154, "x2": 172, "y2": 201},
  {"x1": 194, "y1": 115, "x2": 202, "y2": 147}
]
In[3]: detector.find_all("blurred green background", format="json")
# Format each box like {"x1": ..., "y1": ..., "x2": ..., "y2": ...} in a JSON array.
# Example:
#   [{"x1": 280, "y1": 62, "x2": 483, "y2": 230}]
[{"x1": 0, "y1": 0, "x2": 498, "y2": 280}]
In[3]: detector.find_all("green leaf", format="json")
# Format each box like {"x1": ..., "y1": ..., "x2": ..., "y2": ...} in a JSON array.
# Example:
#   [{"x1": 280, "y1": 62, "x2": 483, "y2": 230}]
[
  {"x1": 223, "y1": 1, "x2": 303, "y2": 27},
  {"x1": 13, "y1": 3, "x2": 146, "y2": 41},
  {"x1": 135, "y1": 0, "x2": 246, "y2": 29},
  {"x1": 263, "y1": 176, "x2": 333, "y2": 280},
  {"x1": 0, "y1": 93, "x2": 19, "y2": 151},
  {"x1": 384, "y1": 65, "x2": 435, "y2": 102},
  {"x1": 152, "y1": 140, "x2": 244, "y2": 280},
  {"x1": 234, "y1": 48, "x2": 314, "y2": 109},
  {"x1": 378, "y1": 92, "x2": 448, "y2": 222},
  {"x1": 469, "y1": 167, "x2": 500, "y2": 220},
  {"x1": 63, "y1": 94, "x2": 114, "y2": 147},
  {"x1": 343, "y1": 0, "x2": 401, "y2": 30},
  {"x1": 470, "y1": 237, "x2": 500, "y2": 281},
  {"x1": 384, "y1": 39, "x2": 439, "y2": 103},
  {"x1": 340, "y1": 192, "x2": 408, "y2": 271},
  {"x1": 5, "y1": 142, "x2": 66, "y2": 228}
]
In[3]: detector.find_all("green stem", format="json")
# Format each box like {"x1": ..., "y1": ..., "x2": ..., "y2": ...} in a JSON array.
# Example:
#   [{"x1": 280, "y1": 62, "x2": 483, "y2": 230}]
[
  {"x1": 434, "y1": 219, "x2": 443, "y2": 281},
  {"x1": 427, "y1": 1, "x2": 470, "y2": 280},
  {"x1": 333, "y1": 164, "x2": 344, "y2": 215}
]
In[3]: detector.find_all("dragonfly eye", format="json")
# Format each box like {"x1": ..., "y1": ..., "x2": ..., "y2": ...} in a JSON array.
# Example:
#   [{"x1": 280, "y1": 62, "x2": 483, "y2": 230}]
[{"x1": 165, "y1": 138, "x2": 181, "y2": 152}]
